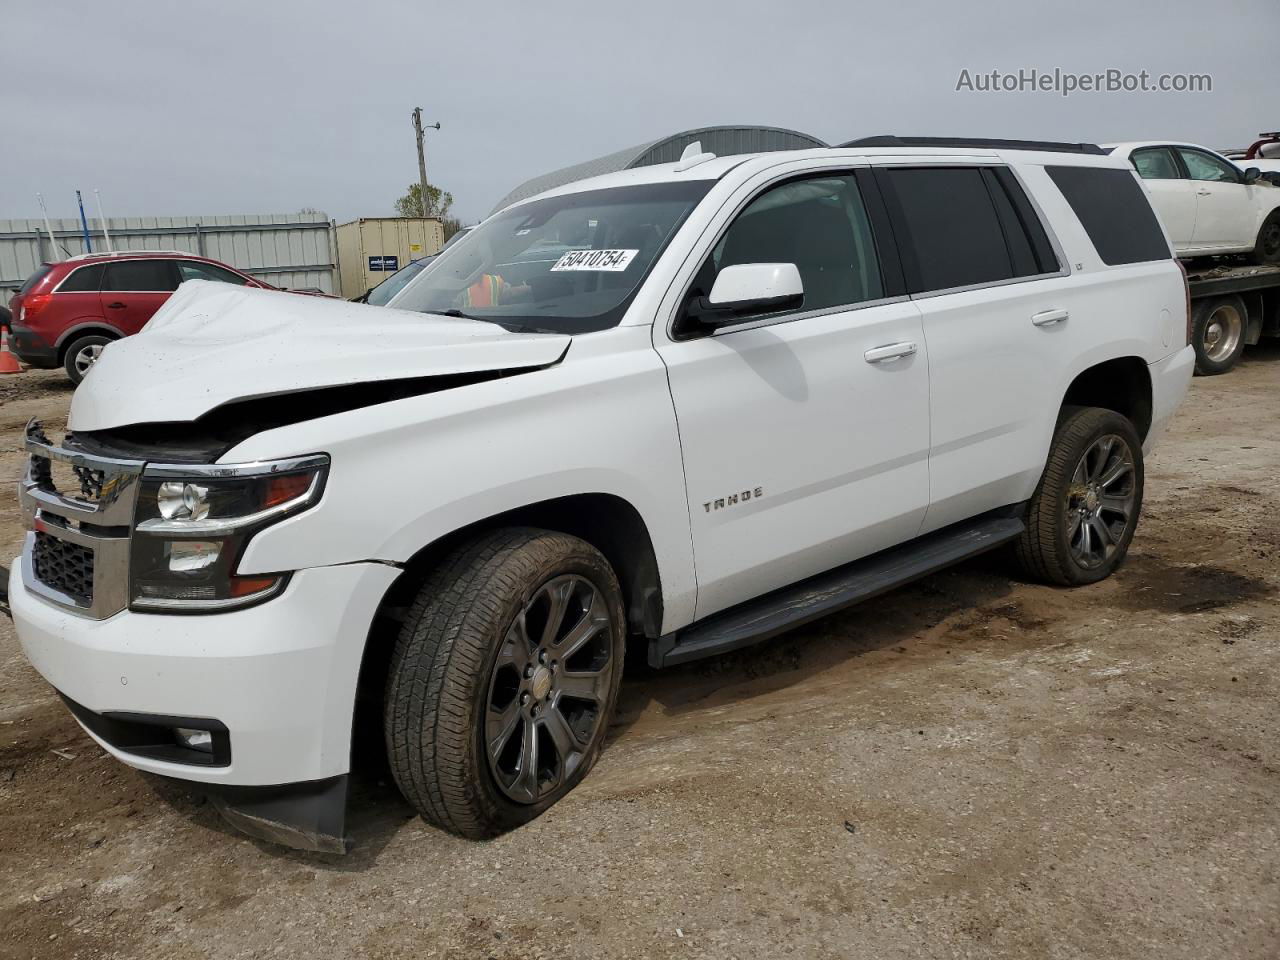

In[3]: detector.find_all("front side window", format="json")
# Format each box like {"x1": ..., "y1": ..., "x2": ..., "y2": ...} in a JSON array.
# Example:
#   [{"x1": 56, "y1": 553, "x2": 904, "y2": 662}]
[
  {"x1": 393, "y1": 181, "x2": 711, "y2": 334},
  {"x1": 102, "y1": 260, "x2": 180, "y2": 292},
  {"x1": 1130, "y1": 147, "x2": 1181, "y2": 180},
  {"x1": 1177, "y1": 149, "x2": 1240, "y2": 183},
  {"x1": 685, "y1": 174, "x2": 884, "y2": 318},
  {"x1": 178, "y1": 261, "x2": 251, "y2": 286}
]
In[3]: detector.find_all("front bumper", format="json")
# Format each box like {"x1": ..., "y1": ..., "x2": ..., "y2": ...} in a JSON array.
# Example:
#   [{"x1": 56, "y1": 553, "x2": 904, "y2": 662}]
[{"x1": 9, "y1": 559, "x2": 399, "y2": 787}]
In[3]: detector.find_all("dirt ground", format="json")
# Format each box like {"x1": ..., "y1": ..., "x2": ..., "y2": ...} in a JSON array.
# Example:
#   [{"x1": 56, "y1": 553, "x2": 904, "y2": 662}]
[{"x1": 1, "y1": 350, "x2": 1278, "y2": 960}]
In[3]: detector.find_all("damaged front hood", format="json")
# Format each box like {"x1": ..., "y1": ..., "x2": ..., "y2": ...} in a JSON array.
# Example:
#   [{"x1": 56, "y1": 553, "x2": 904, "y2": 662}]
[{"x1": 69, "y1": 281, "x2": 571, "y2": 431}]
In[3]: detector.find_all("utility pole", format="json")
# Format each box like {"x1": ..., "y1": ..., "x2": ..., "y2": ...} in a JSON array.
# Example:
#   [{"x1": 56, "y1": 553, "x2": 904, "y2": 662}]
[{"x1": 411, "y1": 107, "x2": 441, "y2": 217}]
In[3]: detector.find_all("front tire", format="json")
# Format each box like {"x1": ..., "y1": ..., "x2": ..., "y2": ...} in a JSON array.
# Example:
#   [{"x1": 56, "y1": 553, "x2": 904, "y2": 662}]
[
  {"x1": 384, "y1": 528, "x2": 625, "y2": 839},
  {"x1": 62, "y1": 333, "x2": 114, "y2": 385},
  {"x1": 1014, "y1": 407, "x2": 1144, "y2": 586}
]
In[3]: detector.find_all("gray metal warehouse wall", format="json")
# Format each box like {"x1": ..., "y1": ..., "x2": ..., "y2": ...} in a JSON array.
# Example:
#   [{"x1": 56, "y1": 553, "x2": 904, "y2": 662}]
[{"x1": 0, "y1": 212, "x2": 337, "y2": 294}]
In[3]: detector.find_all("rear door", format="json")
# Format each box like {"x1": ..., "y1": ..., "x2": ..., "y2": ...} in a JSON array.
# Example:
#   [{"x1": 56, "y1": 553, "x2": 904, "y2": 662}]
[
  {"x1": 655, "y1": 167, "x2": 931, "y2": 620},
  {"x1": 1176, "y1": 147, "x2": 1253, "y2": 249},
  {"x1": 99, "y1": 259, "x2": 181, "y2": 333},
  {"x1": 874, "y1": 162, "x2": 1074, "y2": 533},
  {"x1": 1128, "y1": 146, "x2": 1197, "y2": 252}
]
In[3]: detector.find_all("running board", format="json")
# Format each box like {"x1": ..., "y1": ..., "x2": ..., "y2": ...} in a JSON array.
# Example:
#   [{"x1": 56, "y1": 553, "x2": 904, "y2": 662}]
[{"x1": 649, "y1": 512, "x2": 1025, "y2": 668}]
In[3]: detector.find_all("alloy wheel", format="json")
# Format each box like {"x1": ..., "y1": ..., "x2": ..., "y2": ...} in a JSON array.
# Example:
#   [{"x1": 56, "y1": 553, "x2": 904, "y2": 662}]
[
  {"x1": 484, "y1": 574, "x2": 615, "y2": 804},
  {"x1": 1065, "y1": 434, "x2": 1137, "y2": 570},
  {"x1": 74, "y1": 343, "x2": 104, "y2": 376}
]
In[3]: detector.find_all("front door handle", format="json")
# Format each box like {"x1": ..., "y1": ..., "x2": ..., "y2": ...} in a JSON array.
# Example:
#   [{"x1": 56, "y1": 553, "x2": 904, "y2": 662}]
[
  {"x1": 1196, "y1": 188, "x2": 1212, "y2": 196},
  {"x1": 1031, "y1": 309, "x2": 1069, "y2": 327},
  {"x1": 863, "y1": 341, "x2": 918, "y2": 363},
  {"x1": 106, "y1": 302, "x2": 127, "y2": 309}
]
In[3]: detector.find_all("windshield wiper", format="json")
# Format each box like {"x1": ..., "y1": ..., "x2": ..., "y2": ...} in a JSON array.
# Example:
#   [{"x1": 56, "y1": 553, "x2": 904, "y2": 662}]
[{"x1": 437, "y1": 308, "x2": 476, "y2": 320}]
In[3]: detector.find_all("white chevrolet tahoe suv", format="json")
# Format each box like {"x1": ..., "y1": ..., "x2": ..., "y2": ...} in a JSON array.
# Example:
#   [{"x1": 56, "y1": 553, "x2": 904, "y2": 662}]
[
  {"x1": 1107, "y1": 141, "x2": 1280, "y2": 263},
  {"x1": 8, "y1": 137, "x2": 1195, "y2": 852}
]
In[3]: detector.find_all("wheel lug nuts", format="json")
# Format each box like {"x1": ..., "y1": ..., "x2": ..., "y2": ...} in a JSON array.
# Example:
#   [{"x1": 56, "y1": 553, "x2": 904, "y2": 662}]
[
  {"x1": 524, "y1": 666, "x2": 534, "y2": 679},
  {"x1": 520, "y1": 693, "x2": 529, "y2": 705},
  {"x1": 538, "y1": 650, "x2": 547, "y2": 664}
]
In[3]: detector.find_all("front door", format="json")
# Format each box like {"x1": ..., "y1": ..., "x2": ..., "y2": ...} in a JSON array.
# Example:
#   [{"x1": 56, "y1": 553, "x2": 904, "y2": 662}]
[
  {"x1": 655, "y1": 172, "x2": 931, "y2": 620},
  {"x1": 99, "y1": 259, "x2": 181, "y2": 334},
  {"x1": 1177, "y1": 147, "x2": 1253, "y2": 249}
]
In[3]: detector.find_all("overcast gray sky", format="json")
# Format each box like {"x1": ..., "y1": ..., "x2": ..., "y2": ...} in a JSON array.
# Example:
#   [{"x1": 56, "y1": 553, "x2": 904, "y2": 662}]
[{"x1": 3, "y1": 0, "x2": 1276, "y2": 225}]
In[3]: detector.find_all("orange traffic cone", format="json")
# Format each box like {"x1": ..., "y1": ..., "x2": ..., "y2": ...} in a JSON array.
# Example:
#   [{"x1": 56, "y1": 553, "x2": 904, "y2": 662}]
[{"x1": 0, "y1": 325, "x2": 23, "y2": 374}]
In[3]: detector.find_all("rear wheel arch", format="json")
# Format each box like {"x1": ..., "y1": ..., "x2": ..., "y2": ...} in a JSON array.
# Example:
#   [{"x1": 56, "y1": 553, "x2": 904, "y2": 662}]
[
  {"x1": 54, "y1": 324, "x2": 122, "y2": 361},
  {"x1": 1060, "y1": 356, "x2": 1153, "y2": 440}
]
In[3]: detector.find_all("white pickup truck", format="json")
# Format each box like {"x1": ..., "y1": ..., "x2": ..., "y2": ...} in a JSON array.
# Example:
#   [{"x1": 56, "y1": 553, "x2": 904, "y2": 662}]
[{"x1": 8, "y1": 137, "x2": 1194, "y2": 852}]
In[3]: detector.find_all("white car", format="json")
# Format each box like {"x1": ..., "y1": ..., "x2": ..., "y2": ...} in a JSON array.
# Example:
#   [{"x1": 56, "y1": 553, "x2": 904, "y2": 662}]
[
  {"x1": 1107, "y1": 141, "x2": 1280, "y2": 263},
  {"x1": 9, "y1": 137, "x2": 1195, "y2": 851}
]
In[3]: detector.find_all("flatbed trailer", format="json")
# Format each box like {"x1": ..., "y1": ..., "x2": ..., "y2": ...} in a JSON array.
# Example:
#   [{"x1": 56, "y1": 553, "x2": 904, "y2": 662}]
[{"x1": 1184, "y1": 260, "x2": 1280, "y2": 374}]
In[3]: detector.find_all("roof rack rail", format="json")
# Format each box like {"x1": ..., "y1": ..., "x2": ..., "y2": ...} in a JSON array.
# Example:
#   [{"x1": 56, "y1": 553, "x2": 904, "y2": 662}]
[
  {"x1": 65, "y1": 249, "x2": 191, "y2": 261},
  {"x1": 839, "y1": 135, "x2": 1107, "y2": 155}
]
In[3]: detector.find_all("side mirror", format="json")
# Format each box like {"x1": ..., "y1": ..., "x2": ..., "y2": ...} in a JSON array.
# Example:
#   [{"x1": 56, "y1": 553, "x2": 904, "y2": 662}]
[
  {"x1": 688, "y1": 263, "x2": 804, "y2": 328},
  {"x1": 1244, "y1": 166, "x2": 1261, "y2": 184}
]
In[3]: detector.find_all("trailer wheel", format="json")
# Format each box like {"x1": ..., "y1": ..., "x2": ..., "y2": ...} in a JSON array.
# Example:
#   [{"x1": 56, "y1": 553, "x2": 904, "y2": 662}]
[
  {"x1": 1253, "y1": 211, "x2": 1280, "y2": 265},
  {"x1": 1190, "y1": 295, "x2": 1247, "y2": 375}
]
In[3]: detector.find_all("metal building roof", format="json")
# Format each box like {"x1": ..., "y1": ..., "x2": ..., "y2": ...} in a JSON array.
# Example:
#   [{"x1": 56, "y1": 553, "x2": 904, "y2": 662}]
[{"x1": 490, "y1": 125, "x2": 827, "y2": 214}]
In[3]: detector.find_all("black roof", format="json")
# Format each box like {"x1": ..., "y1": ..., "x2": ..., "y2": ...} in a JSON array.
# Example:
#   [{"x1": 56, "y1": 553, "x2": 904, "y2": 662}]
[{"x1": 839, "y1": 135, "x2": 1107, "y2": 155}]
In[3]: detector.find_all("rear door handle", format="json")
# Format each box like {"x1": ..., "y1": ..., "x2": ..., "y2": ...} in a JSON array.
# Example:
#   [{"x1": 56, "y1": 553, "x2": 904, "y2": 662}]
[
  {"x1": 1196, "y1": 188, "x2": 1212, "y2": 196},
  {"x1": 863, "y1": 341, "x2": 918, "y2": 363},
  {"x1": 1031, "y1": 309, "x2": 1069, "y2": 327},
  {"x1": 106, "y1": 302, "x2": 127, "y2": 309}
]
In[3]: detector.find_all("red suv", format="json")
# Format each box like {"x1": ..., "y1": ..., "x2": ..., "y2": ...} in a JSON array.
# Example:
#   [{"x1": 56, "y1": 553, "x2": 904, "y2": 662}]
[{"x1": 8, "y1": 251, "x2": 272, "y2": 383}]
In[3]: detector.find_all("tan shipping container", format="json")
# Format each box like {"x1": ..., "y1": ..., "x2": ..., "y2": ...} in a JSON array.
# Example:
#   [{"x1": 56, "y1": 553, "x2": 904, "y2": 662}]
[{"x1": 335, "y1": 217, "x2": 444, "y2": 298}]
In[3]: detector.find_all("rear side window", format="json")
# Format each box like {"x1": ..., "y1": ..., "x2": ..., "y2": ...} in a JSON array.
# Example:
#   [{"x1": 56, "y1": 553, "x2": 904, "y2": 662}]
[
  {"x1": 879, "y1": 166, "x2": 1054, "y2": 293},
  {"x1": 1046, "y1": 166, "x2": 1171, "y2": 266},
  {"x1": 1130, "y1": 147, "x2": 1181, "y2": 180},
  {"x1": 102, "y1": 260, "x2": 180, "y2": 292},
  {"x1": 58, "y1": 263, "x2": 106, "y2": 292}
]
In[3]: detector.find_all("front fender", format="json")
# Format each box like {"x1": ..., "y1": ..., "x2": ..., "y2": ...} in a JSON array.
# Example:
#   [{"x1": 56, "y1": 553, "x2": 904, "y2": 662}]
[{"x1": 223, "y1": 332, "x2": 698, "y2": 632}]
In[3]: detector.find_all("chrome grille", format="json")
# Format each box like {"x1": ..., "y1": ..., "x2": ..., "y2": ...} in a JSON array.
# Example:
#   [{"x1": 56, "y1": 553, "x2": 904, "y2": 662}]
[
  {"x1": 19, "y1": 419, "x2": 144, "y2": 619},
  {"x1": 31, "y1": 531, "x2": 95, "y2": 606}
]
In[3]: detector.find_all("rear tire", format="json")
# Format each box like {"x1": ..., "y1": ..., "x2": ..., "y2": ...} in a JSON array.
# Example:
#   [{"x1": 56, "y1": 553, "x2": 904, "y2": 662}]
[
  {"x1": 62, "y1": 333, "x2": 114, "y2": 385},
  {"x1": 1014, "y1": 406, "x2": 1144, "y2": 586},
  {"x1": 1190, "y1": 295, "x2": 1247, "y2": 375},
  {"x1": 384, "y1": 527, "x2": 625, "y2": 839},
  {"x1": 1253, "y1": 210, "x2": 1280, "y2": 265}
]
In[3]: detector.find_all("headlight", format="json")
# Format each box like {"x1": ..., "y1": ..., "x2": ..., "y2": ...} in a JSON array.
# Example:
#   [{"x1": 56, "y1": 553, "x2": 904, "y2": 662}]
[{"x1": 128, "y1": 454, "x2": 328, "y2": 613}]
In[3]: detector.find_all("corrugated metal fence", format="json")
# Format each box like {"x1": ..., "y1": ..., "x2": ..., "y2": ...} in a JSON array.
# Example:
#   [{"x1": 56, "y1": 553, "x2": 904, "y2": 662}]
[{"x1": 0, "y1": 212, "x2": 338, "y2": 294}]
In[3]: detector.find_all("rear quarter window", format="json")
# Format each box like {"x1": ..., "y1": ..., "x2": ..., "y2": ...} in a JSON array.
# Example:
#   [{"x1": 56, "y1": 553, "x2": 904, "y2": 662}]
[
  {"x1": 18, "y1": 265, "x2": 52, "y2": 296},
  {"x1": 1046, "y1": 166, "x2": 1171, "y2": 266},
  {"x1": 58, "y1": 263, "x2": 106, "y2": 292}
]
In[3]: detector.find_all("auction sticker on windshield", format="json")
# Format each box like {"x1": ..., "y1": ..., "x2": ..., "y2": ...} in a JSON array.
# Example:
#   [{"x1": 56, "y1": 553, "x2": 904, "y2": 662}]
[{"x1": 550, "y1": 249, "x2": 638, "y2": 272}]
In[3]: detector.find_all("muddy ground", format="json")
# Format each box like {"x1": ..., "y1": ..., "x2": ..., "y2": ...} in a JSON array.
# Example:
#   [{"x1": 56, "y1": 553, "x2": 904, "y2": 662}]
[{"x1": 1, "y1": 351, "x2": 1278, "y2": 960}]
